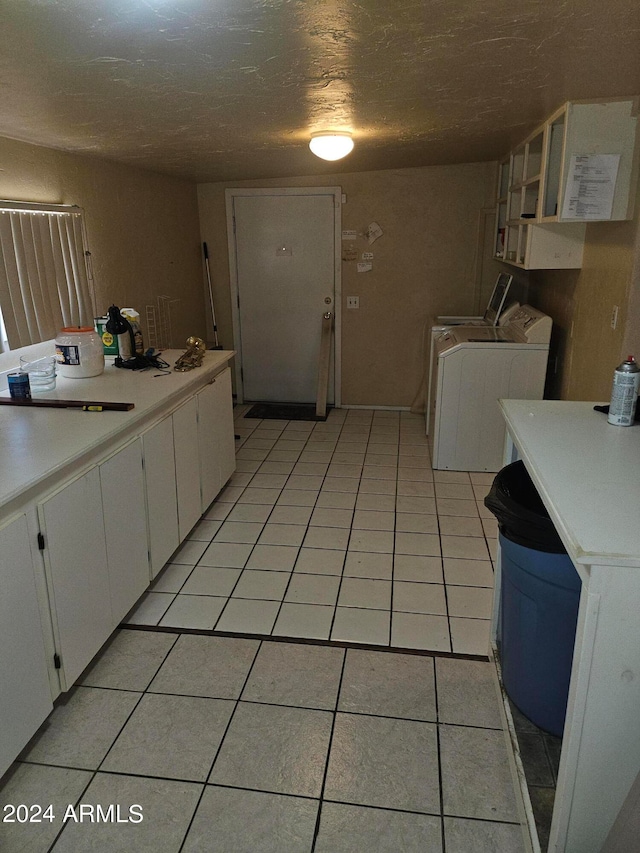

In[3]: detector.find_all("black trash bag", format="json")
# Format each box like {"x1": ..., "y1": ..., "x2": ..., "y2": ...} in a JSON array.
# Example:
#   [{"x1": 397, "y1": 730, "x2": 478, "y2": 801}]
[{"x1": 484, "y1": 460, "x2": 566, "y2": 554}]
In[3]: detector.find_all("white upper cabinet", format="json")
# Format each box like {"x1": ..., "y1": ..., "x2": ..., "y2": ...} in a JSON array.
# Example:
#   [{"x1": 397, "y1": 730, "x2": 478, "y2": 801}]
[{"x1": 495, "y1": 99, "x2": 639, "y2": 270}]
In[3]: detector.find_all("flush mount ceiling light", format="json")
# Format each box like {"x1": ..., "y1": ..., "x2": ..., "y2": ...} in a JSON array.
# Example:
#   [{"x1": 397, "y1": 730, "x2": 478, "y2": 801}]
[{"x1": 309, "y1": 131, "x2": 354, "y2": 161}]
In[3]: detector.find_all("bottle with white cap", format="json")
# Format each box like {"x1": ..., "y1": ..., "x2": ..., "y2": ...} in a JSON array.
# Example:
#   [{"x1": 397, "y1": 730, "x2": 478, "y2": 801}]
[{"x1": 608, "y1": 355, "x2": 640, "y2": 426}]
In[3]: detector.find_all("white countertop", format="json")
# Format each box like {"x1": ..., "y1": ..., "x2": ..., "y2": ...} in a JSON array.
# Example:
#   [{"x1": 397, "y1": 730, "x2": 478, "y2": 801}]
[
  {"x1": 0, "y1": 350, "x2": 234, "y2": 515},
  {"x1": 500, "y1": 399, "x2": 640, "y2": 568}
]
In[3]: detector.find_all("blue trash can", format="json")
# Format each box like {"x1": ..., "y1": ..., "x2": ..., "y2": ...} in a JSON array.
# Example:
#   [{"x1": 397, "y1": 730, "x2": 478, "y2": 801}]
[{"x1": 485, "y1": 461, "x2": 581, "y2": 738}]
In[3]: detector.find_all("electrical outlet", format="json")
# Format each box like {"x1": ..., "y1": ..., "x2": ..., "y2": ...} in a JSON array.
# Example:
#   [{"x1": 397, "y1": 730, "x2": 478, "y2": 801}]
[
  {"x1": 611, "y1": 305, "x2": 619, "y2": 330},
  {"x1": 347, "y1": 296, "x2": 359, "y2": 309}
]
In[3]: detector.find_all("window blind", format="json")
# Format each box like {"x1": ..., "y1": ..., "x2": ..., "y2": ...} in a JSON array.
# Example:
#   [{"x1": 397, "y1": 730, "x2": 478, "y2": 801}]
[{"x1": 0, "y1": 203, "x2": 94, "y2": 349}]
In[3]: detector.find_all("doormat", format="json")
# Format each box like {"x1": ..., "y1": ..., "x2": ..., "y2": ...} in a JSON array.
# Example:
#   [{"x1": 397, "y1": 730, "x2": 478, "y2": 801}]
[{"x1": 244, "y1": 402, "x2": 330, "y2": 422}]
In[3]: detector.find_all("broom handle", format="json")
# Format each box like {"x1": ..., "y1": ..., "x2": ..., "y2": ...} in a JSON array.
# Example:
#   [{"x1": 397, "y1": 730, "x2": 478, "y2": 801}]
[{"x1": 203, "y1": 242, "x2": 220, "y2": 347}]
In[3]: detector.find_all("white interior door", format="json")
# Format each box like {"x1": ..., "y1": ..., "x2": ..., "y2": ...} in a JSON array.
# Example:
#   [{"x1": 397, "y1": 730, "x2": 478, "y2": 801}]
[{"x1": 228, "y1": 189, "x2": 340, "y2": 404}]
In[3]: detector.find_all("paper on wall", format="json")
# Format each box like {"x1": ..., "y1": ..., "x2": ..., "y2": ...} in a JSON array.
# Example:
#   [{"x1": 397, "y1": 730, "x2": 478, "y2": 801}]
[
  {"x1": 561, "y1": 154, "x2": 620, "y2": 220},
  {"x1": 366, "y1": 222, "x2": 383, "y2": 244}
]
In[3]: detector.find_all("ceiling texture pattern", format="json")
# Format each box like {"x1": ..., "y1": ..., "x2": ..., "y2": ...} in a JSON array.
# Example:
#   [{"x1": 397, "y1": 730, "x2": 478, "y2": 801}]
[{"x1": 1, "y1": 0, "x2": 639, "y2": 182}]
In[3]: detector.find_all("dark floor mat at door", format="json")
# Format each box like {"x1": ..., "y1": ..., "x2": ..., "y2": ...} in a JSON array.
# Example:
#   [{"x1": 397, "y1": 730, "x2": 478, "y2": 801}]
[{"x1": 244, "y1": 402, "x2": 330, "y2": 422}]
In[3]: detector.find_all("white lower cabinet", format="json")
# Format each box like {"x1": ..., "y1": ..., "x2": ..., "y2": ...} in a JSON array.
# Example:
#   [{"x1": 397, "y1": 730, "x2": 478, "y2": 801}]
[
  {"x1": 142, "y1": 415, "x2": 180, "y2": 578},
  {"x1": 143, "y1": 371, "x2": 236, "y2": 571},
  {"x1": 99, "y1": 439, "x2": 149, "y2": 624},
  {"x1": 39, "y1": 468, "x2": 113, "y2": 691},
  {"x1": 39, "y1": 440, "x2": 151, "y2": 690},
  {"x1": 198, "y1": 367, "x2": 236, "y2": 512},
  {"x1": 143, "y1": 368, "x2": 235, "y2": 575},
  {"x1": 2, "y1": 362, "x2": 236, "y2": 773},
  {"x1": 173, "y1": 396, "x2": 202, "y2": 540},
  {"x1": 0, "y1": 514, "x2": 53, "y2": 777}
]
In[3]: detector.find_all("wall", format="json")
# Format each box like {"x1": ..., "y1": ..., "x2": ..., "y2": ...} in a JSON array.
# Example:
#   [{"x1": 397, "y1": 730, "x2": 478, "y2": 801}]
[
  {"x1": 529, "y1": 180, "x2": 640, "y2": 401},
  {"x1": 0, "y1": 136, "x2": 205, "y2": 347},
  {"x1": 198, "y1": 162, "x2": 498, "y2": 407}
]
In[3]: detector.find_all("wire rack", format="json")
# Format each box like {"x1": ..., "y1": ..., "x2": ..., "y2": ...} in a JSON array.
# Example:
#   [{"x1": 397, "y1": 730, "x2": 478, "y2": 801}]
[{"x1": 145, "y1": 296, "x2": 178, "y2": 350}]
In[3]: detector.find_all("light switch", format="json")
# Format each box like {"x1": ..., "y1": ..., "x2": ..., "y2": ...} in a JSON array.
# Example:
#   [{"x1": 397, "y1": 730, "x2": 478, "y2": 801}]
[{"x1": 347, "y1": 296, "x2": 359, "y2": 309}]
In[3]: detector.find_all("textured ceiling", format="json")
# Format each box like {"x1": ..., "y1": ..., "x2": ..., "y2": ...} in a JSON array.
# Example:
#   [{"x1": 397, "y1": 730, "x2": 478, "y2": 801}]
[{"x1": 0, "y1": 0, "x2": 639, "y2": 182}]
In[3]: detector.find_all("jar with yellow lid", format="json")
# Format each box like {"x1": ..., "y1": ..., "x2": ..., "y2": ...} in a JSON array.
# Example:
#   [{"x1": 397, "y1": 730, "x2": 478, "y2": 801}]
[{"x1": 55, "y1": 327, "x2": 105, "y2": 378}]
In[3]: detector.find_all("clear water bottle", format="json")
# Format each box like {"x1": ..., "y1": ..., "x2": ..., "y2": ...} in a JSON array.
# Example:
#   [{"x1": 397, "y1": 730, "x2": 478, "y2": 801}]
[{"x1": 608, "y1": 355, "x2": 640, "y2": 426}]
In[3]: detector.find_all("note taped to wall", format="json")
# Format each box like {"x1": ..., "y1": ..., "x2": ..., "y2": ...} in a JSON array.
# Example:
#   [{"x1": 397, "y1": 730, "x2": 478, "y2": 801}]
[
  {"x1": 357, "y1": 262, "x2": 372, "y2": 273},
  {"x1": 366, "y1": 222, "x2": 383, "y2": 244},
  {"x1": 561, "y1": 154, "x2": 620, "y2": 220}
]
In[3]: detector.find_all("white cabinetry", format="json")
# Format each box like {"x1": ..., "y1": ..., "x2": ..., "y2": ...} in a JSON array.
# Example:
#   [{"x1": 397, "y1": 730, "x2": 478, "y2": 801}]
[
  {"x1": 495, "y1": 99, "x2": 638, "y2": 270},
  {"x1": 0, "y1": 514, "x2": 53, "y2": 778},
  {"x1": 0, "y1": 352, "x2": 235, "y2": 772},
  {"x1": 40, "y1": 440, "x2": 152, "y2": 689},
  {"x1": 142, "y1": 390, "x2": 221, "y2": 577},
  {"x1": 39, "y1": 468, "x2": 113, "y2": 690},
  {"x1": 99, "y1": 439, "x2": 149, "y2": 624},
  {"x1": 198, "y1": 367, "x2": 235, "y2": 512},
  {"x1": 142, "y1": 416, "x2": 180, "y2": 579},
  {"x1": 173, "y1": 396, "x2": 202, "y2": 540}
]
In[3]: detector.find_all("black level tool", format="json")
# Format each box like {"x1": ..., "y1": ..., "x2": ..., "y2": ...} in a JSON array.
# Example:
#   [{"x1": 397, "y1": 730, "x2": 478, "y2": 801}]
[{"x1": 0, "y1": 397, "x2": 134, "y2": 411}]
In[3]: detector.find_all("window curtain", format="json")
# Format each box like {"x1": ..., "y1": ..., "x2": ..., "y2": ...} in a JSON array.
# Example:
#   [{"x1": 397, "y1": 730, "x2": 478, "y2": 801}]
[{"x1": 0, "y1": 207, "x2": 94, "y2": 349}]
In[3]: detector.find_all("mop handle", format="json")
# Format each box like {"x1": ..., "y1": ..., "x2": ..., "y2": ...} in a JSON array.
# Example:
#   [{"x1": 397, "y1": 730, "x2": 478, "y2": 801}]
[{"x1": 202, "y1": 242, "x2": 220, "y2": 348}]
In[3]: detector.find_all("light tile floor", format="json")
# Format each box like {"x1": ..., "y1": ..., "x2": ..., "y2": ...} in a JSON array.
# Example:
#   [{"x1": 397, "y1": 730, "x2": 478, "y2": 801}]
[
  {"x1": 1, "y1": 630, "x2": 528, "y2": 852},
  {"x1": 125, "y1": 407, "x2": 498, "y2": 656},
  {"x1": 509, "y1": 699, "x2": 561, "y2": 850}
]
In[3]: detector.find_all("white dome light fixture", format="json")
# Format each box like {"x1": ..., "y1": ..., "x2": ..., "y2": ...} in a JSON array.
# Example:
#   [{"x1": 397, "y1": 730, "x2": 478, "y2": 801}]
[{"x1": 309, "y1": 131, "x2": 354, "y2": 161}]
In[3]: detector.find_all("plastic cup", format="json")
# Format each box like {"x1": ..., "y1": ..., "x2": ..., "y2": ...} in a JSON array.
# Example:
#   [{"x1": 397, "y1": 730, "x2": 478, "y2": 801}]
[{"x1": 19, "y1": 355, "x2": 57, "y2": 393}]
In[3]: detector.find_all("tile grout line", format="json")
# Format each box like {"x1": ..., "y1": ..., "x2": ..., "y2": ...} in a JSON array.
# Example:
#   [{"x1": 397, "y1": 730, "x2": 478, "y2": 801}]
[
  {"x1": 433, "y1": 656, "x2": 447, "y2": 853},
  {"x1": 234, "y1": 413, "x2": 346, "y2": 634},
  {"x1": 205, "y1": 430, "x2": 297, "y2": 632},
  {"x1": 43, "y1": 632, "x2": 182, "y2": 852},
  {"x1": 310, "y1": 642, "x2": 349, "y2": 851},
  {"x1": 175, "y1": 636, "x2": 265, "y2": 853},
  {"x1": 139, "y1": 409, "x2": 495, "y2": 654},
  {"x1": 326, "y1": 415, "x2": 371, "y2": 642},
  {"x1": 119, "y1": 621, "x2": 491, "y2": 666},
  {"x1": 271, "y1": 414, "x2": 348, "y2": 639},
  {"x1": 388, "y1": 426, "x2": 400, "y2": 648},
  {"x1": 434, "y1": 471, "x2": 454, "y2": 655}
]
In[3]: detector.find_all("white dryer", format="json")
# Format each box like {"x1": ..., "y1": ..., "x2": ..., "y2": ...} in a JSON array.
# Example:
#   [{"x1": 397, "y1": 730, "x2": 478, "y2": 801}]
[
  {"x1": 424, "y1": 273, "x2": 518, "y2": 436},
  {"x1": 425, "y1": 301, "x2": 521, "y2": 436},
  {"x1": 428, "y1": 305, "x2": 552, "y2": 472}
]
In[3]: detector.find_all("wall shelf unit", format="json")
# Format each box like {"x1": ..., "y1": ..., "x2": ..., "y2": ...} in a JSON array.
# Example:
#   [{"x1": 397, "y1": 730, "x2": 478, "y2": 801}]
[{"x1": 495, "y1": 98, "x2": 639, "y2": 270}]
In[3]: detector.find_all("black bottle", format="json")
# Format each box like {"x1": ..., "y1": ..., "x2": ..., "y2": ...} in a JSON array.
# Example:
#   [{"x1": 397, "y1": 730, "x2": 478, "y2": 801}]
[{"x1": 105, "y1": 305, "x2": 135, "y2": 359}]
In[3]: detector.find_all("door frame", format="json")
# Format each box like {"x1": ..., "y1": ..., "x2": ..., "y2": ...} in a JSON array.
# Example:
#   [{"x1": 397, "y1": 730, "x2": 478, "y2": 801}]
[{"x1": 225, "y1": 186, "x2": 342, "y2": 406}]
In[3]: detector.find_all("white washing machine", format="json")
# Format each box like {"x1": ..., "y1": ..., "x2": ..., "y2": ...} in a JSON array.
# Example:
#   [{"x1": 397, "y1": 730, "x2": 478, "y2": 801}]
[
  {"x1": 424, "y1": 273, "x2": 518, "y2": 436},
  {"x1": 428, "y1": 305, "x2": 552, "y2": 472}
]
